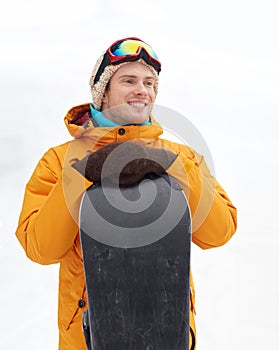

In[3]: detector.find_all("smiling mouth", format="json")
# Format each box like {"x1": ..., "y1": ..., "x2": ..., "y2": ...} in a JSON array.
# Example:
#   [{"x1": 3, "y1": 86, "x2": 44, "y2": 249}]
[{"x1": 128, "y1": 102, "x2": 147, "y2": 108}]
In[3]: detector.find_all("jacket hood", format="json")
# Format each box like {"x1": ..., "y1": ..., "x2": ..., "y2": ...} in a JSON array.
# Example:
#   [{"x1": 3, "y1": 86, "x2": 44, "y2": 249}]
[{"x1": 64, "y1": 103, "x2": 164, "y2": 145}]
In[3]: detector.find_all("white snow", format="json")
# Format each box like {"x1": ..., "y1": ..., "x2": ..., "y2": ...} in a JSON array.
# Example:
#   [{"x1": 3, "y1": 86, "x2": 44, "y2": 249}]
[{"x1": 1, "y1": 1, "x2": 279, "y2": 349}]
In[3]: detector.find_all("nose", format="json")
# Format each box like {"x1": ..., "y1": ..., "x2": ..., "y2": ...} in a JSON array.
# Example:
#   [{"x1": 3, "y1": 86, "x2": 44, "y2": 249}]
[{"x1": 133, "y1": 82, "x2": 148, "y2": 95}]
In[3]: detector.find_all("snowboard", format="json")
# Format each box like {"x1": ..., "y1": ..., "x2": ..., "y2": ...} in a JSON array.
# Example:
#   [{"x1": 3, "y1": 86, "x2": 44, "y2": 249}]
[{"x1": 79, "y1": 173, "x2": 192, "y2": 350}]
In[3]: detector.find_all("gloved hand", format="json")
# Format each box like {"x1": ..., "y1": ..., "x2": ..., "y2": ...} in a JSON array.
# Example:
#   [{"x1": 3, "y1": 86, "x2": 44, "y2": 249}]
[{"x1": 72, "y1": 141, "x2": 177, "y2": 186}]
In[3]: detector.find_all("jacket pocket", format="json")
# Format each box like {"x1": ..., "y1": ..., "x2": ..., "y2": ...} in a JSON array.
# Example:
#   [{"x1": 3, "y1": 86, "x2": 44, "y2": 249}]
[
  {"x1": 58, "y1": 245, "x2": 86, "y2": 331},
  {"x1": 63, "y1": 284, "x2": 86, "y2": 331}
]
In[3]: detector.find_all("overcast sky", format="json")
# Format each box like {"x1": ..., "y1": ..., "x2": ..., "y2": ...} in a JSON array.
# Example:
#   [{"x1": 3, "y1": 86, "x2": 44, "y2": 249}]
[{"x1": 1, "y1": 1, "x2": 279, "y2": 349}]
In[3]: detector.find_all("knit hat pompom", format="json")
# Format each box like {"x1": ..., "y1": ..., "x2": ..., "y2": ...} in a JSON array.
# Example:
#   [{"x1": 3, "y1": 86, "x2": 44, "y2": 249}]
[{"x1": 89, "y1": 56, "x2": 159, "y2": 111}]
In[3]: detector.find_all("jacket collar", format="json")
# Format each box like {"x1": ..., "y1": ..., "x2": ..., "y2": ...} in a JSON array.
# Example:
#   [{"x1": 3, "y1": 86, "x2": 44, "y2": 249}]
[{"x1": 64, "y1": 103, "x2": 163, "y2": 145}]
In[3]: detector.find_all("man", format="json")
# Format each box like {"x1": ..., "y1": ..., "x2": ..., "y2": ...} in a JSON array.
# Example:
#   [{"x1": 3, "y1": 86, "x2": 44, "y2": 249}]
[{"x1": 15, "y1": 37, "x2": 237, "y2": 349}]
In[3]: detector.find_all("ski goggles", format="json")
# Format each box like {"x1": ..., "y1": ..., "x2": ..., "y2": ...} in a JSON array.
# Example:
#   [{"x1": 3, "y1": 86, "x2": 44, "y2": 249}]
[{"x1": 93, "y1": 37, "x2": 161, "y2": 85}]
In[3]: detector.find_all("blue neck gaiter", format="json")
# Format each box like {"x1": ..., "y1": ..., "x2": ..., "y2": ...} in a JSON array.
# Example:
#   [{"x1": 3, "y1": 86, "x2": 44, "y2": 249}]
[{"x1": 90, "y1": 104, "x2": 151, "y2": 127}]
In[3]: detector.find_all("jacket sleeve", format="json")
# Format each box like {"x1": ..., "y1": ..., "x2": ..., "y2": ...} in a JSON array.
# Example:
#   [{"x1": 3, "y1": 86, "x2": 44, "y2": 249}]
[
  {"x1": 15, "y1": 147, "x2": 92, "y2": 265},
  {"x1": 167, "y1": 147, "x2": 237, "y2": 250}
]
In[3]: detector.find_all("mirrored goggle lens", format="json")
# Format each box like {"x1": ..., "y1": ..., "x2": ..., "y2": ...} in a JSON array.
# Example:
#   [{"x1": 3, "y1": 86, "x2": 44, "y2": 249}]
[{"x1": 109, "y1": 39, "x2": 159, "y2": 60}]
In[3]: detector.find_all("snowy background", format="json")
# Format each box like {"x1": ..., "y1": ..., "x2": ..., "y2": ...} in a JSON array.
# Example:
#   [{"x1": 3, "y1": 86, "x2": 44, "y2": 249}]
[{"x1": 1, "y1": 0, "x2": 279, "y2": 348}]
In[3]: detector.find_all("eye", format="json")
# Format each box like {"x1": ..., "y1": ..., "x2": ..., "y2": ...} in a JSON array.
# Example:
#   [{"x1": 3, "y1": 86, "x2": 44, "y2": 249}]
[
  {"x1": 123, "y1": 79, "x2": 134, "y2": 84},
  {"x1": 144, "y1": 80, "x2": 154, "y2": 87}
]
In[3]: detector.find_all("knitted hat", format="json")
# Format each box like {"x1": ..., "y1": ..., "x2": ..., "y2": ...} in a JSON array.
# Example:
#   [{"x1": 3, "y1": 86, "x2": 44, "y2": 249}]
[{"x1": 89, "y1": 39, "x2": 160, "y2": 111}]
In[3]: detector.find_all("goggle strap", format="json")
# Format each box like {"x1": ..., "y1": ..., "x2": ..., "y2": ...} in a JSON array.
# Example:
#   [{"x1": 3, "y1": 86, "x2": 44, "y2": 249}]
[
  {"x1": 94, "y1": 49, "x2": 160, "y2": 85},
  {"x1": 93, "y1": 53, "x2": 111, "y2": 85}
]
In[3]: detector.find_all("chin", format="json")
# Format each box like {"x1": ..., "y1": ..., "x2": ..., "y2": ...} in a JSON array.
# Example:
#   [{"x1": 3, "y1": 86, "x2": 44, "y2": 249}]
[
  {"x1": 131, "y1": 118, "x2": 148, "y2": 125},
  {"x1": 129, "y1": 113, "x2": 149, "y2": 124}
]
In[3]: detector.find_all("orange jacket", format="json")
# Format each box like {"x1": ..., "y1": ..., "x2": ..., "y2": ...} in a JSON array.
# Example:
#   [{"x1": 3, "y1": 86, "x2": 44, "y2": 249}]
[{"x1": 15, "y1": 103, "x2": 237, "y2": 349}]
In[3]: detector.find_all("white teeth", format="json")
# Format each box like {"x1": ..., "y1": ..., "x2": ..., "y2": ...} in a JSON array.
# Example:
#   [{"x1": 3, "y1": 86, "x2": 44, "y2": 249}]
[{"x1": 129, "y1": 102, "x2": 146, "y2": 107}]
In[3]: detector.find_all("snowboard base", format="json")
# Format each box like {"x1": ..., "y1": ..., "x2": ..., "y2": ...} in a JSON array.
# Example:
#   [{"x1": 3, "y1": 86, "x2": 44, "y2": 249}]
[{"x1": 79, "y1": 174, "x2": 191, "y2": 350}]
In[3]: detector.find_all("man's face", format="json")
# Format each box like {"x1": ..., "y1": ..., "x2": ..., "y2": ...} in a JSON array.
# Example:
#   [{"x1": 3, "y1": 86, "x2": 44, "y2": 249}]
[{"x1": 101, "y1": 62, "x2": 157, "y2": 125}]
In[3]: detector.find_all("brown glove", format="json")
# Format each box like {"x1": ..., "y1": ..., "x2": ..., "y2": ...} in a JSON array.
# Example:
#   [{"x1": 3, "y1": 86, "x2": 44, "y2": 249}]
[{"x1": 72, "y1": 141, "x2": 177, "y2": 186}]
